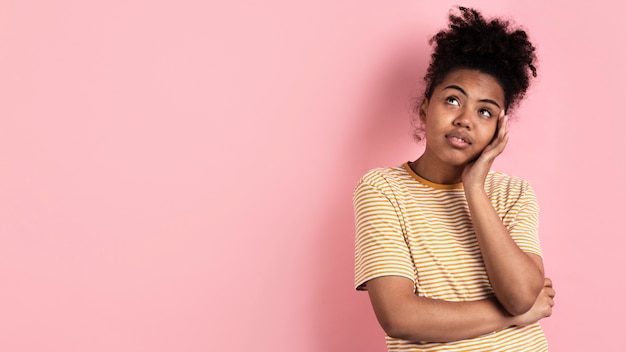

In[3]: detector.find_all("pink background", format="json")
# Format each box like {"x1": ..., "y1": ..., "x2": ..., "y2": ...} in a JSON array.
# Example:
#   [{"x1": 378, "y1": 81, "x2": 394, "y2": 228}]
[{"x1": 1, "y1": 1, "x2": 624, "y2": 351}]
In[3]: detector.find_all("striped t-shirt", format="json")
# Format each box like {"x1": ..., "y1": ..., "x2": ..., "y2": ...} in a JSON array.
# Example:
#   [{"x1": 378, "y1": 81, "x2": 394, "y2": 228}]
[{"x1": 354, "y1": 163, "x2": 547, "y2": 351}]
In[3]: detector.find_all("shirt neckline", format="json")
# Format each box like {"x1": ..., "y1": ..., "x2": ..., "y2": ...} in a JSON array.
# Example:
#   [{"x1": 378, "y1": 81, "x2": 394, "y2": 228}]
[{"x1": 403, "y1": 162, "x2": 464, "y2": 190}]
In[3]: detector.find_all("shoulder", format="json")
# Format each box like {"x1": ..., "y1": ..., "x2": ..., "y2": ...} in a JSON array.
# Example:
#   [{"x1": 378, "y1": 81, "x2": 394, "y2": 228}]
[
  {"x1": 486, "y1": 171, "x2": 537, "y2": 201},
  {"x1": 487, "y1": 171, "x2": 532, "y2": 190},
  {"x1": 353, "y1": 165, "x2": 416, "y2": 206},
  {"x1": 356, "y1": 165, "x2": 410, "y2": 191}
]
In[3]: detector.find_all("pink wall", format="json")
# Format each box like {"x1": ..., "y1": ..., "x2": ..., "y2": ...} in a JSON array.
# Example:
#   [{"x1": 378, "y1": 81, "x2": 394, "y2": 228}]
[{"x1": 1, "y1": 1, "x2": 623, "y2": 351}]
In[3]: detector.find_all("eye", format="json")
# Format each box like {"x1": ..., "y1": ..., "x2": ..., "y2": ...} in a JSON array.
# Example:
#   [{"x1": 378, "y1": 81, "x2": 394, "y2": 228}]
[
  {"x1": 446, "y1": 97, "x2": 460, "y2": 106},
  {"x1": 479, "y1": 108, "x2": 492, "y2": 117}
]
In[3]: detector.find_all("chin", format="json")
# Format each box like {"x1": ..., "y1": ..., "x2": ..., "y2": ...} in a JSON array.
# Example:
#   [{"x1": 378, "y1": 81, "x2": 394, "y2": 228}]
[{"x1": 443, "y1": 154, "x2": 476, "y2": 167}]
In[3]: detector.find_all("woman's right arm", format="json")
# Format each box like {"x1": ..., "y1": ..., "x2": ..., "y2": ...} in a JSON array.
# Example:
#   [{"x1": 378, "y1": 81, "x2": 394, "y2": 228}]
[{"x1": 366, "y1": 276, "x2": 555, "y2": 343}]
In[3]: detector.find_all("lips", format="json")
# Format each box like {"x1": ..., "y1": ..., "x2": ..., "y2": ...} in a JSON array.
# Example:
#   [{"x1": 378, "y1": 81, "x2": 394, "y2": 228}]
[{"x1": 445, "y1": 131, "x2": 472, "y2": 146}]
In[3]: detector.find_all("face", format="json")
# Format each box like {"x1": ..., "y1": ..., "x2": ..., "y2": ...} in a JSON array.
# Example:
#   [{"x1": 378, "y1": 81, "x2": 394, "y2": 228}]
[{"x1": 419, "y1": 69, "x2": 505, "y2": 171}]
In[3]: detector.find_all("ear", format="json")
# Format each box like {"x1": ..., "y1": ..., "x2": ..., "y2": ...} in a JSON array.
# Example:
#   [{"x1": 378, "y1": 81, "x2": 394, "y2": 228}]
[{"x1": 418, "y1": 98, "x2": 429, "y2": 123}]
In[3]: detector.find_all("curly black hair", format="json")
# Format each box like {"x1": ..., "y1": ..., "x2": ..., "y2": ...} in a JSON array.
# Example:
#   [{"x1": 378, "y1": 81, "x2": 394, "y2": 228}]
[{"x1": 414, "y1": 6, "x2": 537, "y2": 140}]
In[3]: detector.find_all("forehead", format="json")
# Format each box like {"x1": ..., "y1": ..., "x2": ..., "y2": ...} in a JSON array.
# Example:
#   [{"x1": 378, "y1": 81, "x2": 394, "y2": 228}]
[{"x1": 437, "y1": 69, "x2": 505, "y2": 103}]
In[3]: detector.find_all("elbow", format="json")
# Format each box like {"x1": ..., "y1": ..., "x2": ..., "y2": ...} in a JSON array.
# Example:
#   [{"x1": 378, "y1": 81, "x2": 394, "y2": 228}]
[
  {"x1": 501, "y1": 286, "x2": 542, "y2": 316},
  {"x1": 385, "y1": 327, "x2": 412, "y2": 341},
  {"x1": 503, "y1": 299, "x2": 534, "y2": 316},
  {"x1": 378, "y1": 310, "x2": 424, "y2": 341},
  {"x1": 379, "y1": 316, "x2": 407, "y2": 339},
  {"x1": 380, "y1": 316, "x2": 450, "y2": 343}
]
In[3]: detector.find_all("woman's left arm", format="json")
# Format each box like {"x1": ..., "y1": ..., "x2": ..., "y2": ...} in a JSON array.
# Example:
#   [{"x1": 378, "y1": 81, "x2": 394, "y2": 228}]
[{"x1": 462, "y1": 113, "x2": 545, "y2": 316}]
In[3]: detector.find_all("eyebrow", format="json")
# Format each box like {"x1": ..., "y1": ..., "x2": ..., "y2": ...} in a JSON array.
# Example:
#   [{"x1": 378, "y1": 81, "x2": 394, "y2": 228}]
[{"x1": 444, "y1": 85, "x2": 502, "y2": 109}]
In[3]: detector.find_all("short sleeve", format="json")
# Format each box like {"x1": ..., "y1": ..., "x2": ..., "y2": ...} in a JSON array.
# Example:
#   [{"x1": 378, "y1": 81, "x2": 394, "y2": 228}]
[
  {"x1": 353, "y1": 177, "x2": 415, "y2": 291},
  {"x1": 508, "y1": 182, "x2": 542, "y2": 258}
]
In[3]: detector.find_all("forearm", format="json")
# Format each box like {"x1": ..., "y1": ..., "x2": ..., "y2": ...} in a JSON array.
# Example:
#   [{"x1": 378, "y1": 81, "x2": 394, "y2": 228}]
[
  {"x1": 372, "y1": 291, "x2": 517, "y2": 342},
  {"x1": 464, "y1": 185, "x2": 544, "y2": 314},
  {"x1": 403, "y1": 296, "x2": 520, "y2": 342}
]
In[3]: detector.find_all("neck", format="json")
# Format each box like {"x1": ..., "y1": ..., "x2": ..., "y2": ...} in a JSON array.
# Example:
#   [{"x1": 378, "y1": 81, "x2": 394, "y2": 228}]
[{"x1": 410, "y1": 155, "x2": 464, "y2": 185}]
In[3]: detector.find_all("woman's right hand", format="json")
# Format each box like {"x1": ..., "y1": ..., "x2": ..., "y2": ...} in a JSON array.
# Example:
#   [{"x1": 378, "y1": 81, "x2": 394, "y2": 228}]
[{"x1": 513, "y1": 278, "x2": 556, "y2": 326}]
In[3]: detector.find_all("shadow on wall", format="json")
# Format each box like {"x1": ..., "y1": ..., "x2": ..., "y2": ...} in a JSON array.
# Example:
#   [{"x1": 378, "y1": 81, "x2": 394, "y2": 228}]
[{"x1": 308, "y1": 37, "x2": 428, "y2": 351}]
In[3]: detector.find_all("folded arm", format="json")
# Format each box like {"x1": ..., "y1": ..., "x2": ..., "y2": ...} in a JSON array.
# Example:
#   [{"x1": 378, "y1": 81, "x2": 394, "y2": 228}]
[
  {"x1": 366, "y1": 275, "x2": 554, "y2": 343},
  {"x1": 464, "y1": 185, "x2": 545, "y2": 315},
  {"x1": 462, "y1": 113, "x2": 545, "y2": 315}
]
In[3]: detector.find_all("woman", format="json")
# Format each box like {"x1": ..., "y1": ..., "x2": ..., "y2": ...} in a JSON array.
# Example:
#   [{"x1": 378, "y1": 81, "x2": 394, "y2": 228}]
[{"x1": 354, "y1": 7, "x2": 555, "y2": 351}]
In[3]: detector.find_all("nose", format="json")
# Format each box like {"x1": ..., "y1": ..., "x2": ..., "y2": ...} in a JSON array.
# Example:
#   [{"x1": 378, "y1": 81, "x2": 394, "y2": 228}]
[{"x1": 453, "y1": 110, "x2": 472, "y2": 129}]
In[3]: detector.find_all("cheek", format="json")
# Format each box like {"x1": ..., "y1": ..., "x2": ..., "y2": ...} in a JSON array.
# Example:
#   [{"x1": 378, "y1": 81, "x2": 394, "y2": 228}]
[
  {"x1": 490, "y1": 125, "x2": 498, "y2": 138},
  {"x1": 474, "y1": 124, "x2": 498, "y2": 146},
  {"x1": 485, "y1": 125, "x2": 498, "y2": 142}
]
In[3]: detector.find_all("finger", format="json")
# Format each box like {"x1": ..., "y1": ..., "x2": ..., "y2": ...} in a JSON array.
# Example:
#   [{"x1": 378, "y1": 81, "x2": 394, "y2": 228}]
[
  {"x1": 488, "y1": 127, "x2": 509, "y2": 154},
  {"x1": 497, "y1": 109, "x2": 505, "y2": 125},
  {"x1": 491, "y1": 115, "x2": 508, "y2": 145},
  {"x1": 497, "y1": 113, "x2": 506, "y2": 135},
  {"x1": 500, "y1": 130, "x2": 509, "y2": 149},
  {"x1": 497, "y1": 116, "x2": 509, "y2": 144}
]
